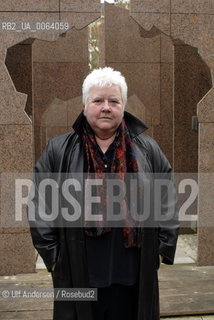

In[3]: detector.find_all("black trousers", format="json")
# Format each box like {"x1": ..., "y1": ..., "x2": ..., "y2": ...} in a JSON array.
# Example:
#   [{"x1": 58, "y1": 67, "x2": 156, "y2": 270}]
[{"x1": 91, "y1": 283, "x2": 138, "y2": 320}]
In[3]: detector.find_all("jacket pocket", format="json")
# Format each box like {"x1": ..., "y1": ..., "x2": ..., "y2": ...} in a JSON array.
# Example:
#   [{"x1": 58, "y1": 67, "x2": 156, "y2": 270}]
[
  {"x1": 52, "y1": 247, "x2": 61, "y2": 277},
  {"x1": 52, "y1": 243, "x2": 71, "y2": 281}
]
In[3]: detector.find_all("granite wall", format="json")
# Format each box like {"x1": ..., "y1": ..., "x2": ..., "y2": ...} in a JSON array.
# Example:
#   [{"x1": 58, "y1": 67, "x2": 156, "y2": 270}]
[
  {"x1": 197, "y1": 88, "x2": 214, "y2": 265},
  {"x1": 104, "y1": 3, "x2": 173, "y2": 162},
  {"x1": 174, "y1": 42, "x2": 212, "y2": 173},
  {"x1": 130, "y1": 0, "x2": 214, "y2": 265},
  {"x1": 0, "y1": 42, "x2": 34, "y2": 275},
  {"x1": 104, "y1": 3, "x2": 212, "y2": 172},
  {"x1": 0, "y1": 0, "x2": 100, "y2": 275},
  {"x1": 32, "y1": 29, "x2": 89, "y2": 162}
]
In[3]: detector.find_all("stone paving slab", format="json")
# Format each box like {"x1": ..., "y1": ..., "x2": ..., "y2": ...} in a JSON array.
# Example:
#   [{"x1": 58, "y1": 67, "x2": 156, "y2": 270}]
[
  {"x1": 0, "y1": 270, "x2": 52, "y2": 319},
  {"x1": 159, "y1": 264, "x2": 214, "y2": 316},
  {"x1": 0, "y1": 310, "x2": 52, "y2": 319},
  {"x1": 162, "y1": 317, "x2": 214, "y2": 320}
]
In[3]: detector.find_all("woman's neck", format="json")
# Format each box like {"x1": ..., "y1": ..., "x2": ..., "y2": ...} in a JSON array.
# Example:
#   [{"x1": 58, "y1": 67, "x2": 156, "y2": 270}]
[{"x1": 95, "y1": 134, "x2": 116, "y2": 153}]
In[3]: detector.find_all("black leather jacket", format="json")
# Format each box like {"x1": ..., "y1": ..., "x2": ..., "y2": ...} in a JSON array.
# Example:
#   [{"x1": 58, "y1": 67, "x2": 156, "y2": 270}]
[{"x1": 29, "y1": 111, "x2": 179, "y2": 320}]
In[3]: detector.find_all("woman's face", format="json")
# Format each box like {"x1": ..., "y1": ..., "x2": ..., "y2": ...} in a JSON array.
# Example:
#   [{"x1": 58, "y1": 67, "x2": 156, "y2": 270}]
[{"x1": 83, "y1": 84, "x2": 124, "y2": 138}]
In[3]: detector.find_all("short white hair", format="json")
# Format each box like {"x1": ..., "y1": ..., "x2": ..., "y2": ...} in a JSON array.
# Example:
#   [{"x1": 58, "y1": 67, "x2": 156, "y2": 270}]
[{"x1": 82, "y1": 67, "x2": 128, "y2": 109}]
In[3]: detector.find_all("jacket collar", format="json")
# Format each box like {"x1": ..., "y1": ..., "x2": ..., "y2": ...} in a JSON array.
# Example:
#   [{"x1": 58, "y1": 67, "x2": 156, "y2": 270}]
[
  {"x1": 124, "y1": 111, "x2": 148, "y2": 137},
  {"x1": 72, "y1": 111, "x2": 148, "y2": 138}
]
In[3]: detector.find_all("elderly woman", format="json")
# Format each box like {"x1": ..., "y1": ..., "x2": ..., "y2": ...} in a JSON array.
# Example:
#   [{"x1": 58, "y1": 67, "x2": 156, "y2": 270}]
[{"x1": 29, "y1": 67, "x2": 179, "y2": 320}]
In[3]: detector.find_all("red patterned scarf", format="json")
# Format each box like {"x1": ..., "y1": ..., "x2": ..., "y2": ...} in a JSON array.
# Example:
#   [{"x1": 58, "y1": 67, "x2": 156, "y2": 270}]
[{"x1": 82, "y1": 119, "x2": 142, "y2": 248}]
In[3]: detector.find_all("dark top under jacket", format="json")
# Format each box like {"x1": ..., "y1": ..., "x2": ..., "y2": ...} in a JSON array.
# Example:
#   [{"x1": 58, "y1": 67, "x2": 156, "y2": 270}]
[{"x1": 85, "y1": 141, "x2": 140, "y2": 287}]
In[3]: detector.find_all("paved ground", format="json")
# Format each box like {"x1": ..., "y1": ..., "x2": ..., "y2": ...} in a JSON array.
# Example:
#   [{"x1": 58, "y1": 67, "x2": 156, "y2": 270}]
[
  {"x1": 159, "y1": 264, "x2": 214, "y2": 316},
  {"x1": 174, "y1": 234, "x2": 197, "y2": 264},
  {"x1": 163, "y1": 317, "x2": 214, "y2": 319},
  {"x1": 1, "y1": 234, "x2": 214, "y2": 319},
  {"x1": 0, "y1": 264, "x2": 214, "y2": 319},
  {"x1": 160, "y1": 234, "x2": 213, "y2": 318},
  {"x1": 161, "y1": 234, "x2": 213, "y2": 319}
]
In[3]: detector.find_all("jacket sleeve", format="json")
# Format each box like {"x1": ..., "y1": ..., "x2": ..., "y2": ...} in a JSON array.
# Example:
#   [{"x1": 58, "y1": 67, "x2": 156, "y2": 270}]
[
  {"x1": 147, "y1": 137, "x2": 180, "y2": 265},
  {"x1": 28, "y1": 139, "x2": 59, "y2": 272}
]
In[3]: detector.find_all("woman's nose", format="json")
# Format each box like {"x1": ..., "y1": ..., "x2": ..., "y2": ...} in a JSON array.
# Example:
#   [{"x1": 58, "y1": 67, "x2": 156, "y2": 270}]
[{"x1": 102, "y1": 100, "x2": 110, "y2": 110}]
